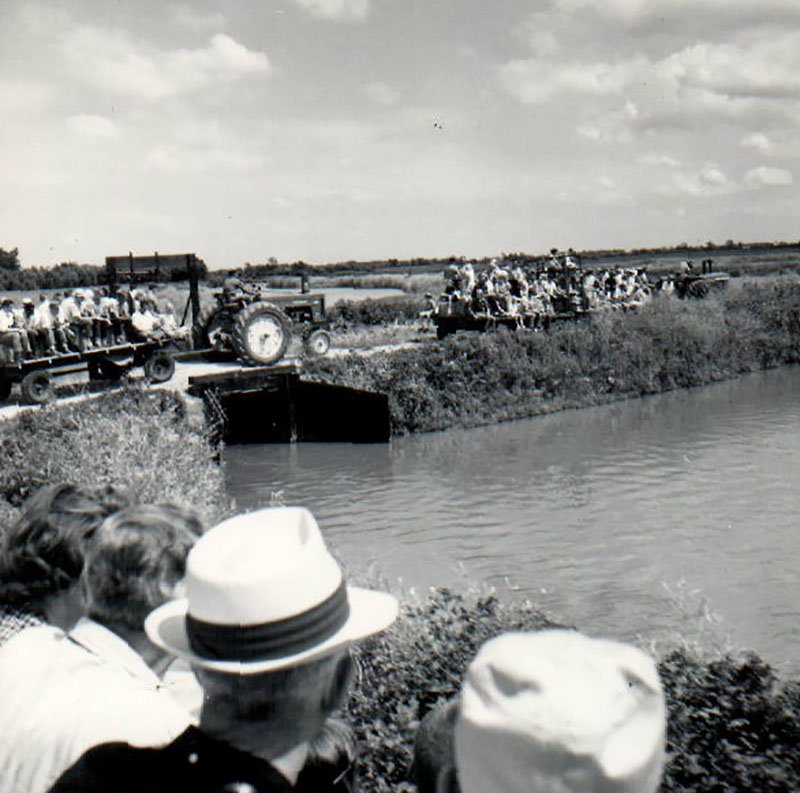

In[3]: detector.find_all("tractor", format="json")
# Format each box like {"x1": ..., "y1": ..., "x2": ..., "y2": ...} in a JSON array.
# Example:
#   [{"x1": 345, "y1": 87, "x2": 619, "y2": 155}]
[{"x1": 194, "y1": 280, "x2": 331, "y2": 366}]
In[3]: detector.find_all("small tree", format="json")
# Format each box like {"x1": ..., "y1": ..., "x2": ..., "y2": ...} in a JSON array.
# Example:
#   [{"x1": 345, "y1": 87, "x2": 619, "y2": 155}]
[{"x1": 0, "y1": 247, "x2": 20, "y2": 271}]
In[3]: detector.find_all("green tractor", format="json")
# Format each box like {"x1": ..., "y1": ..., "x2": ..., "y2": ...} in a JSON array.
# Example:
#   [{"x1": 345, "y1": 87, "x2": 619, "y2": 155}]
[{"x1": 194, "y1": 280, "x2": 331, "y2": 366}]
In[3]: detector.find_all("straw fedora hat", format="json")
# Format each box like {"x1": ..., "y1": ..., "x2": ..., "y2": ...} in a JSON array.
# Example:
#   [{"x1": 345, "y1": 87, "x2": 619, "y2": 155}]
[{"x1": 145, "y1": 506, "x2": 398, "y2": 673}]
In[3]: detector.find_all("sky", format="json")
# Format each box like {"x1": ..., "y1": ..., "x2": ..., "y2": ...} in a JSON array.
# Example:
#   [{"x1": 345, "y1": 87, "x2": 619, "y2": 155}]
[{"x1": 2, "y1": 0, "x2": 799, "y2": 270}]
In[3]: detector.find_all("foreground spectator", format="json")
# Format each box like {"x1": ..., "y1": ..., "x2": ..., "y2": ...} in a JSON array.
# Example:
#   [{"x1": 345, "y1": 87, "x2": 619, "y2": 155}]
[
  {"x1": 50, "y1": 506, "x2": 399, "y2": 793},
  {"x1": 0, "y1": 483, "x2": 129, "y2": 647},
  {"x1": 0, "y1": 503, "x2": 200, "y2": 793},
  {"x1": 414, "y1": 630, "x2": 665, "y2": 793}
]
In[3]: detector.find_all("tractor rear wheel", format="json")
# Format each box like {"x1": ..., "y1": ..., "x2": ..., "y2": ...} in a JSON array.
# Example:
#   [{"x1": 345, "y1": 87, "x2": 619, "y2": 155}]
[
  {"x1": 20, "y1": 370, "x2": 53, "y2": 404},
  {"x1": 231, "y1": 302, "x2": 291, "y2": 366}
]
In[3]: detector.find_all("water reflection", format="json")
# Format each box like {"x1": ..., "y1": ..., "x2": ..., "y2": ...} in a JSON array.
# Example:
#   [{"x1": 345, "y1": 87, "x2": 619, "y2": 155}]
[{"x1": 225, "y1": 367, "x2": 800, "y2": 673}]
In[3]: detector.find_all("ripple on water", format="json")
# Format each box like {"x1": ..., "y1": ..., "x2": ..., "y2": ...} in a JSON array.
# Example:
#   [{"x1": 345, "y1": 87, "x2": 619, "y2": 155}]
[{"x1": 225, "y1": 367, "x2": 800, "y2": 669}]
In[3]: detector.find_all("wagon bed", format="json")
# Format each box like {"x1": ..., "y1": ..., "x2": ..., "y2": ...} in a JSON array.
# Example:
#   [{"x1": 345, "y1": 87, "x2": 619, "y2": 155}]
[{"x1": 0, "y1": 338, "x2": 176, "y2": 404}]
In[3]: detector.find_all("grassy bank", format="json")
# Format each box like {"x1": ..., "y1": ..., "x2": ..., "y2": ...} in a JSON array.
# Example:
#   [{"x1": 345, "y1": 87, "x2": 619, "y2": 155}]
[
  {"x1": 306, "y1": 276, "x2": 800, "y2": 435},
  {"x1": 0, "y1": 387, "x2": 230, "y2": 531},
  {"x1": 351, "y1": 589, "x2": 800, "y2": 793}
]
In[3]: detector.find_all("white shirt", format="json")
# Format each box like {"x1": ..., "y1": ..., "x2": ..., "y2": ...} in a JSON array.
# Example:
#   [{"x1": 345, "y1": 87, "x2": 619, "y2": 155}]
[
  {"x1": 58, "y1": 297, "x2": 81, "y2": 323},
  {"x1": 0, "y1": 620, "x2": 192, "y2": 793}
]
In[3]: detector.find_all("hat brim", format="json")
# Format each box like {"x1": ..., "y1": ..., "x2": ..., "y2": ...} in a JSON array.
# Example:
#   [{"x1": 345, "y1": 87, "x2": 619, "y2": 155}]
[{"x1": 145, "y1": 586, "x2": 399, "y2": 674}]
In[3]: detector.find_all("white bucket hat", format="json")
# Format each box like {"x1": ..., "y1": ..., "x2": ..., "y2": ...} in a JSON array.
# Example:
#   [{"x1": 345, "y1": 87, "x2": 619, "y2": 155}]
[
  {"x1": 454, "y1": 630, "x2": 666, "y2": 793},
  {"x1": 145, "y1": 506, "x2": 398, "y2": 673}
]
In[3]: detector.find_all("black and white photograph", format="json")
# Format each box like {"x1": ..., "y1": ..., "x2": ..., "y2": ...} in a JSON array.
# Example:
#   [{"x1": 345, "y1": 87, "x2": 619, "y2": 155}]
[{"x1": 1, "y1": 1, "x2": 799, "y2": 791}]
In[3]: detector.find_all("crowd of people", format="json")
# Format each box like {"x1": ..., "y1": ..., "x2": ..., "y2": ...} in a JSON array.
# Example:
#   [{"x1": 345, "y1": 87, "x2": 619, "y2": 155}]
[
  {"x1": 0, "y1": 482, "x2": 668, "y2": 793},
  {"x1": 430, "y1": 255, "x2": 655, "y2": 327},
  {"x1": 0, "y1": 286, "x2": 188, "y2": 364}
]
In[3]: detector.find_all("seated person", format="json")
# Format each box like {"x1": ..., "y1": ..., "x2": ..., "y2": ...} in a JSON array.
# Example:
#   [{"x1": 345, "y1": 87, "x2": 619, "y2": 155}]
[
  {"x1": 0, "y1": 502, "x2": 199, "y2": 793},
  {"x1": 0, "y1": 297, "x2": 32, "y2": 361},
  {"x1": 130, "y1": 300, "x2": 162, "y2": 341},
  {"x1": 413, "y1": 630, "x2": 666, "y2": 793},
  {"x1": 0, "y1": 482, "x2": 129, "y2": 648},
  {"x1": 59, "y1": 290, "x2": 92, "y2": 351},
  {"x1": 50, "y1": 506, "x2": 399, "y2": 793}
]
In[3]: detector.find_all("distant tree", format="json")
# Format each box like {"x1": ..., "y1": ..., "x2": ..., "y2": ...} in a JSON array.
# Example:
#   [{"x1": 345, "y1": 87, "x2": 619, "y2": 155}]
[{"x1": 0, "y1": 247, "x2": 20, "y2": 271}]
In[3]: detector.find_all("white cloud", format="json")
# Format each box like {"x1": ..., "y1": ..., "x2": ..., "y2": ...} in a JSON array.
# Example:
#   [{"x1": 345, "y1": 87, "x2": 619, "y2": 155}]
[
  {"x1": 740, "y1": 132, "x2": 773, "y2": 154},
  {"x1": 167, "y1": 4, "x2": 226, "y2": 31},
  {"x1": 62, "y1": 29, "x2": 270, "y2": 101},
  {"x1": 658, "y1": 37, "x2": 800, "y2": 101},
  {"x1": 145, "y1": 144, "x2": 265, "y2": 174},
  {"x1": 290, "y1": 0, "x2": 369, "y2": 21},
  {"x1": 672, "y1": 164, "x2": 736, "y2": 196},
  {"x1": 0, "y1": 80, "x2": 50, "y2": 114},
  {"x1": 364, "y1": 81, "x2": 399, "y2": 107},
  {"x1": 66, "y1": 114, "x2": 119, "y2": 141},
  {"x1": 499, "y1": 56, "x2": 645, "y2": 104},
  {"x1": 743, "y1": 166, "x2": 793, "y2": 188},
  {"x1": 640, "y1": 154, "x2": 682, "y2": 168}
]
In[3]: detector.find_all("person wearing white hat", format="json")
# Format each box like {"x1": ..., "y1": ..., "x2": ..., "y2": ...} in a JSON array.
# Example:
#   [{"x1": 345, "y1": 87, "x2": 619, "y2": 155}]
[
  {"x1": 50, "y1": 506, "x2": 399, "y2": 793},
  {"x1": 452, "y1": 630, "x2": 666, "y2": 793}
]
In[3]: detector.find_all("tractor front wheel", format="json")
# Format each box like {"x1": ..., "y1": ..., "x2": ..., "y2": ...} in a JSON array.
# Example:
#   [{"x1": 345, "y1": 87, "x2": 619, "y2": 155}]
[{"x1": 304, "y1": 329, "x2": 331, "y2": 357}]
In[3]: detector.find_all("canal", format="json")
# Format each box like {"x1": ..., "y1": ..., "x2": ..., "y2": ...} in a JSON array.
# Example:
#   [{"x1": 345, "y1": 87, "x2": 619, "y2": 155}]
[{"x1": 225, "y1": 367, "x2": 800, "y2": 673}]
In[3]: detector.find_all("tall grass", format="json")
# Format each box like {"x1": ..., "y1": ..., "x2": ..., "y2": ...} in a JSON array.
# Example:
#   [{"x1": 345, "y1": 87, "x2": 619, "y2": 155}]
[
  {"x1": 349, "y1": 587, "x2": 800, "y2": 793},
  {"x1": 307, "y1": 277, "x2": 800, "y2": 435},
  {"x1": 0, "y1": 387, "x2": 230, "y2": 532}
]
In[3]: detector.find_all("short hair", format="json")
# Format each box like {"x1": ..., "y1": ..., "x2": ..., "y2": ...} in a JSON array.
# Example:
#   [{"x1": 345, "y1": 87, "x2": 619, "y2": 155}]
[
  {"x1": 0, "y1": 483, "x2": 130, "y2": 609},
  {"x1": 196, "y1": 650, "x2": 353, "y2": 725},
  {"x1": 83, "y1": 503, "x2": 203, "y2": 633},
  {"x1": 299, "y1": 718, "x2": 358, "y2": 791}
]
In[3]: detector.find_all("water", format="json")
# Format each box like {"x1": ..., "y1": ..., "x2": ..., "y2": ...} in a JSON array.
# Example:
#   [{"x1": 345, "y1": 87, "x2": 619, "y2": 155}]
[{"x1": 224, "y1": 367, "x2": 800, "y2": 673}]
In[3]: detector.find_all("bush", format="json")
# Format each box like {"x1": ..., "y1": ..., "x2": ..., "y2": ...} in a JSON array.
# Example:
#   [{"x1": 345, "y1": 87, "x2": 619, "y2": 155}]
[
  {"x1": 327, "y1": 296, "x2": 423, "y2": 327},
  {"x1": 347, "y1": 589, "x2": 565, "y2": 792},
  {"x1": 0, "y1": 387, "x2": 230, "y2": 532},
  {"x1": 347, "y1": 588, "x2": 800, "y2": 793}
]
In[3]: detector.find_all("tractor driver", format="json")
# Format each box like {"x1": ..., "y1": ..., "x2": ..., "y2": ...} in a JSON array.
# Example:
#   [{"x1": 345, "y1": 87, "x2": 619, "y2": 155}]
[{"x1": 221, "y1": 277, "x2": 258, "y2": 303}]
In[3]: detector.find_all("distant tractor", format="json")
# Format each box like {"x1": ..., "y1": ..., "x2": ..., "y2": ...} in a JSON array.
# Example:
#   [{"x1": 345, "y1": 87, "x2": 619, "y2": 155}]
[{"x1": 194, "y1": 279, "x2": 330, "y2": 366}]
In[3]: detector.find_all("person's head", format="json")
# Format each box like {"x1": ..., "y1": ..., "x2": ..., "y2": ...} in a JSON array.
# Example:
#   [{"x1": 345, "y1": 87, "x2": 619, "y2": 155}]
[
  {"x1": 82, "y1": 503, "x2": 203, "y2": 640},
  {"x1": 0, "y1": 483, "x2": 130, "y2": 628},
  {"x1": 22, "y1": 299, "x2": 34, "y2": 314},
  {"x1": 145, "y1": 506, "x2": 398, "y2": 759},
  {"x1": 454, "y1": 630, "x2": 666, "y2": 793},
  {"x1": 1, "y1": 298, "x2": 14, "y2": 309}
]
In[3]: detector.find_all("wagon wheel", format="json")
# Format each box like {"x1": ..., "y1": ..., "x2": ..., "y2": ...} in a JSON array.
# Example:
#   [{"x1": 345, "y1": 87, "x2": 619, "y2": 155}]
[
  {"x1": 144, "y1": 350, "x2": 176, "y2": 383},
  {"x1": 20, "y1": 370, "x2": 53, "y2": 405},
  {"x1": 0, "y1": 378, "x2": 12, "y2": 401},
  {"x1": 231, "y1": 302, "x2": 291, "y2": 366},
  {"x1": 304, "y1": 329, "x2": 331, "y2": 357}
]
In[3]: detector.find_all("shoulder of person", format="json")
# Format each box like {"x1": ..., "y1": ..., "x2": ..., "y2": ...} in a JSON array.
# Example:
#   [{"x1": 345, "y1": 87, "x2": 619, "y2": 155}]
[{"x1": 49, "y1": 726, "x2": 293, "y2": 793}]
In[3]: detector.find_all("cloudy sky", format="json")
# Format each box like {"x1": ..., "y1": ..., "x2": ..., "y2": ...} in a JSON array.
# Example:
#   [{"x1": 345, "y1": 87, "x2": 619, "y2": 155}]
[{"x1": 2, "y1": 0, "x2": 799, "y2": 269}]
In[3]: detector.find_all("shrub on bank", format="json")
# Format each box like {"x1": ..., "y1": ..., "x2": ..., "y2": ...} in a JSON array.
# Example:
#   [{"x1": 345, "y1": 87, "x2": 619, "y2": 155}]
[
  {"x1": 327, "y1": 296, "x2": 423, "y2": 327},
  {"x1": 308, "y1": 278, "x2": 800, "y2": 435},
  {"x1": 0, "y1": 387, "x2": 229, "y2": 533},
  {"x1": 349, "y1": 588, "x2": 800, "y2": 793}
]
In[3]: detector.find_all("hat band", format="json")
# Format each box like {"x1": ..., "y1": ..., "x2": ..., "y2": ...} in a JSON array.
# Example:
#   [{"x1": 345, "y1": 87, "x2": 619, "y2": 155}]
[{"x1": 185, "y1": 581, "x2": 350, "y2": 662}]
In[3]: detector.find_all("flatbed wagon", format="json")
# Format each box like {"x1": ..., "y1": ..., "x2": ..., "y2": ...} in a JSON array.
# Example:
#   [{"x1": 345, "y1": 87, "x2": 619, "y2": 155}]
[{"x1": 0, "y1": 339, "x2": 176, "y2": 404}]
